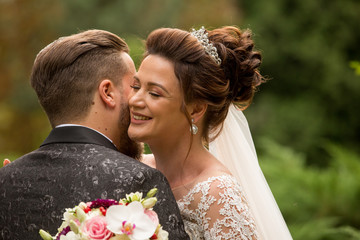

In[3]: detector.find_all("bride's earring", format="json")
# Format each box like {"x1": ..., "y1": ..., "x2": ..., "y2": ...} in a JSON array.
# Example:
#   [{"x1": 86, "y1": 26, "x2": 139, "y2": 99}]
[{"x1": 190, "y1": 118, "x2": 198, "y2": 135}]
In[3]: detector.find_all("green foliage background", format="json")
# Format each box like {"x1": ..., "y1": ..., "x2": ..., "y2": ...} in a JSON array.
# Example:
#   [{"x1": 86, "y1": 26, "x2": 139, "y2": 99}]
[{"x1": 1, "y1": 0, "x2": 359, "y2": 238}]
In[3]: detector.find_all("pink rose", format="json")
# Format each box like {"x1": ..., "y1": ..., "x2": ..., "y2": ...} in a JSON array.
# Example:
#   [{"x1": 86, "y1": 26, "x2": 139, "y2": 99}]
[
  {"x1": 82, "y1": 216, "x2": 113, "y2": 240},
  {"x1": 144, "y1": 209, "x2": 159, "y2": 226}
]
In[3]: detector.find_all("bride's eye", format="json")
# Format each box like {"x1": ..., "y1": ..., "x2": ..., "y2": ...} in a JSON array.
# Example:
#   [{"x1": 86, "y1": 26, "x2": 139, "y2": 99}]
[
  {"x1": 130, "y1": 84, "x2": 140, "y2": 90},
  {"x1": 149, "y1": 91, "x2": 160, "y2": 97}
]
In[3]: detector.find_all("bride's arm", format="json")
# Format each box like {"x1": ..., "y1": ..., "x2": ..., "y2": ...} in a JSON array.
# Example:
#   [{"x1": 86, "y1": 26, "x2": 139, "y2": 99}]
[
  {"x1": 197, "y1": 177, "x2": 259, "y2": 240},
  {"x1": 3, "y1": 159, "x2": 10, "y2": 166}
]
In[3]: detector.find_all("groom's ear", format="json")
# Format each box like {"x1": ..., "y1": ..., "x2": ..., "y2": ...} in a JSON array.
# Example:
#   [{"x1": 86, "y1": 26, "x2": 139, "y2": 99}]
[
  {"x1": 98, "y1": 79, "x2": 116, "y2": 108},
  {"x1": 189, "y1": 102, "x2": 207, "y2": 123}
]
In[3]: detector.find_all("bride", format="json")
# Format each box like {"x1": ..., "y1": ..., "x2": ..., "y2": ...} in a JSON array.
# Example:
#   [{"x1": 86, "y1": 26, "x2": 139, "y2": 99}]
[{"x1": 128, "y1": 26, "x2": 292, "y2": 239}]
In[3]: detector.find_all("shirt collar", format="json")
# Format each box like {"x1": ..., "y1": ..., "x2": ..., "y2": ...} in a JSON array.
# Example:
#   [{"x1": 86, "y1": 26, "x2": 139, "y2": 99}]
[{"x1": 56, "y1": 124, "x2": 115, "y2": 147}]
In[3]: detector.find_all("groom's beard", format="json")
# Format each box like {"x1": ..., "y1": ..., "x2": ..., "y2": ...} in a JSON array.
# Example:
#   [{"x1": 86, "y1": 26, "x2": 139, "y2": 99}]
[{"x1": 117, "y1": 103, "x2": 143, "y2": 160}]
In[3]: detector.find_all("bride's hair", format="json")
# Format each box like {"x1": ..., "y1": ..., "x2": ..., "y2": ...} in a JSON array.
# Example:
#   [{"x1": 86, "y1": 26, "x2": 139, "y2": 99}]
[{"x1": 145, "y1": 26, "x2": 264, "y2": 142}]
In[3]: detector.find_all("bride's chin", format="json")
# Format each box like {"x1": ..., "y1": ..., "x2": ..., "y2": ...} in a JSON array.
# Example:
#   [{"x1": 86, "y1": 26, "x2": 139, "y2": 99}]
[{"x1": 127, "y1": 131, "x2": 144, "y2": 143}]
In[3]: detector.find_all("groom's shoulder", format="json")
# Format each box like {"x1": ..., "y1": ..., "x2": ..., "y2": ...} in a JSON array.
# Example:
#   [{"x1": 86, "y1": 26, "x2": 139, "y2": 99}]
[
  {"x1": 0, "y1": 143, "x2": 153, "y2": 175},
  {"x1": 0, "y1": 150, "x2": 36, "y2": 175},
  {"x1": 82, "y1": 144, "x2": 151, "y2": 169},
  {"x1": 96, "y1": 146, "x2": 165, "y2": 179}
]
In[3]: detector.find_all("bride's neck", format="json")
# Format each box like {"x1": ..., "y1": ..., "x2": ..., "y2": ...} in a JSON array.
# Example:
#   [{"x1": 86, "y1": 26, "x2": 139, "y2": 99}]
[{"x1": 149, "y1": 137, "x2": 208, "y2": 188}]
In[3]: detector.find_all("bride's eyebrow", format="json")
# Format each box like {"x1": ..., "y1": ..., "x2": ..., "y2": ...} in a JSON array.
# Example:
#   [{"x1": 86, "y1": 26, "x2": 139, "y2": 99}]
[
  {"x1": 133, "y1": 75, "x2": 170, "y2": 95},
  {"x1": 147, "y1": 82, "x2": 170, "y2": 95}
]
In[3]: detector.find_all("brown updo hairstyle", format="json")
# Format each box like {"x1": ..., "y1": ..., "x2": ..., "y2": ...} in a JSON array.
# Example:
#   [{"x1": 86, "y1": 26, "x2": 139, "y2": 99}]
[{"x1": 145, "y1": 26, "x2": 264, "y2": 143}]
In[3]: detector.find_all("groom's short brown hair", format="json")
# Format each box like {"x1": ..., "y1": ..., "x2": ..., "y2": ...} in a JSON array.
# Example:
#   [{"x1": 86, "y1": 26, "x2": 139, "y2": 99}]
[{"x1": 30, "y1": 29, "x2": 129, "y2": 127}]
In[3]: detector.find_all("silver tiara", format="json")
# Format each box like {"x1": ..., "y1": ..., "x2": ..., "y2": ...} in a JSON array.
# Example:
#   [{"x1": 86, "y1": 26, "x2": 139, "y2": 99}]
[{"x1": 190, "y1": 26, "x2": 221, "y2": 65}]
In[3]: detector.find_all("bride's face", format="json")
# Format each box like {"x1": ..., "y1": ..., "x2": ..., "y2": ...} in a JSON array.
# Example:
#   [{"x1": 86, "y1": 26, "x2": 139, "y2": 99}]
[{"x1": 128, "y1": 54, "x2": 190, "y2": 145}]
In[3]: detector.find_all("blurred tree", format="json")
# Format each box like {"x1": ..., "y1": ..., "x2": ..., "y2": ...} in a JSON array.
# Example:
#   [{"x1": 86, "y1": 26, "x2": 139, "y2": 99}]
[
  {"x1": 259, "y1": 138, "x2": 360, "y2": 239},
  {"x1": 350, "y1": 61, "x2": 360, "y2": 76},
  {"x1": 60, "y1": 0, "x2": 241, "y2": 37},
  {"x1": 240, "y1": 0, "x2": 360, "y2": 165},
  {"x1": 0, "y1": 0, "x2": 63, "y2": 155},
  {"x1": 175, "y1": 0, "x2": 242, "y2": 29},
  {"x1": 60, "y1": 0, "x2": 182, "y2": 37}
]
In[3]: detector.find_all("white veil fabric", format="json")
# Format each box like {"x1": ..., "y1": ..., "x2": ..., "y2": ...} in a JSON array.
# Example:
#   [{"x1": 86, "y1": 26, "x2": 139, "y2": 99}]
[{"x1": 209, "y1": 104, "x2": 293, "y2": 240}]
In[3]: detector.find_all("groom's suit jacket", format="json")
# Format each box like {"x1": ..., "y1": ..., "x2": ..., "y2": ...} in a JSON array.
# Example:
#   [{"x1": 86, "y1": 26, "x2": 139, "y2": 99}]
[{"x1": 0, "y1": 126, "x2": 188, "y2": 240}]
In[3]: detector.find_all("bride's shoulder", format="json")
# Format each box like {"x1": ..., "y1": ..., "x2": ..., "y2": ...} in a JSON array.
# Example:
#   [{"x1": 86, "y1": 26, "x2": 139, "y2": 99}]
[
  {"x1": 192, "y1": 168, "x2": 238, "y2": 194},
  {"x1": 197, "y1": 158, "x2": 233, "y2": 182},
  {"x1": 200, "y1": 173, "x2": 238, "y2": 191},
  {"x1": 181, "y1": 171, "x2": 247, "y2": 212}
]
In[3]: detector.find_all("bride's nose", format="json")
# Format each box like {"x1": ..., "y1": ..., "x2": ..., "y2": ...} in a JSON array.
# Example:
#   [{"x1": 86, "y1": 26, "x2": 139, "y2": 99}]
[{"x1": 128, "y1": 90, "x2": 145, "y2": 109}]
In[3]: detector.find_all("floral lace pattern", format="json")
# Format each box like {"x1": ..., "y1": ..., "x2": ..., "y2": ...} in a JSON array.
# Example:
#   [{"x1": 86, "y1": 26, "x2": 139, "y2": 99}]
[{"x1": 177, "y1": 175, "x2": 258, "y2": 240}]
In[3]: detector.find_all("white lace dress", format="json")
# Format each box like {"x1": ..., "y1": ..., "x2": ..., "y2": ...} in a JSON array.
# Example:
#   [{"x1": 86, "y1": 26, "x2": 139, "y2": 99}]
[{"x1": 176, "y1": 174, "x2": 258, "y2": 240}]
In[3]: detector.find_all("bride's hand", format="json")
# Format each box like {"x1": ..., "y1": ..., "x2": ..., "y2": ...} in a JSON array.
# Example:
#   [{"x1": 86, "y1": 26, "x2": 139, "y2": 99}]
[
  {"x1": 141, "y1": 154, "x2": 156, "y2": 168},
  {"x1": 3, "y1": 159, "x2": 10, "y2": 166}
]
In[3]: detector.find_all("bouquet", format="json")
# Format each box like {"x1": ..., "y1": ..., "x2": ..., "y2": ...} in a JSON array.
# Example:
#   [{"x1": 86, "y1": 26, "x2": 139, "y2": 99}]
[{"x1": 39, "y1": 188, "x2": 168, "y2": 240}]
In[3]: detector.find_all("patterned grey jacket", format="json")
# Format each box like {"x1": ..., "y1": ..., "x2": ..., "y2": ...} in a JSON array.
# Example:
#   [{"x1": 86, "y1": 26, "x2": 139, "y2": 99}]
[{"x1": 0, "y1": 126, "x2": 189, "y2": 240}]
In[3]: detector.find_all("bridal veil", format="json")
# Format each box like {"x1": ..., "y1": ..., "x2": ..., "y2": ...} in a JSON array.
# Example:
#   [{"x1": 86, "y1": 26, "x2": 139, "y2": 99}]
[{"x1": 209, "y1": 104, "x2": 293, "y2": 239}]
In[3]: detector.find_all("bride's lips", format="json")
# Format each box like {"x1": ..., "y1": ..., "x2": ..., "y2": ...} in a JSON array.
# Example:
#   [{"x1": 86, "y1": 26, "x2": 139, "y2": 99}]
[{"x1": 130, "y1": 112, "x2": 152, "y2": 124}]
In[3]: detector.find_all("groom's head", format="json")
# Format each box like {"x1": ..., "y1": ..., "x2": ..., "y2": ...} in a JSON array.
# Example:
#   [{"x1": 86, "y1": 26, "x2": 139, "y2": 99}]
[
  {"x1": 31, "y1": 29, "x2": 129, "y2": 126},
  {"x1": 30, "y1": 30, "x2": 142, "y2": 158}
]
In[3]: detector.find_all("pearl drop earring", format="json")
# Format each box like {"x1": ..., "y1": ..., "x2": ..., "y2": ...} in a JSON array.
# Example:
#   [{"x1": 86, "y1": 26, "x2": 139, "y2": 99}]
[{"x1": 190, "y1": 118, "x2": 198, "y2": 135}]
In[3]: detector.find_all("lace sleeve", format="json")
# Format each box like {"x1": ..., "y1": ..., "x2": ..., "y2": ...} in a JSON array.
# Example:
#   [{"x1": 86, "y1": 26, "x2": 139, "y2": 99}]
[{"x1": 178, "y1": 175, "x2": 258, "y2": 240}]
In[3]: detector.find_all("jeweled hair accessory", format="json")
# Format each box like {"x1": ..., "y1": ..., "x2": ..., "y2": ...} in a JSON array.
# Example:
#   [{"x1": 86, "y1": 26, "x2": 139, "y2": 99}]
[{"x1": 190, "y1": 26, "x2": 222, "y2": 65}]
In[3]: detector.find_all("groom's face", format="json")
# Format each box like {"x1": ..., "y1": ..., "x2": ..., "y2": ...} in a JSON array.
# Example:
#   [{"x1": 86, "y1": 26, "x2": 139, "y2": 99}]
[
  {"x1": 120, "y1": 53, "x2": 136, "y2": 100},
  {"x1": 116, "y1": 53, "x2": 142, "y2": 159}
]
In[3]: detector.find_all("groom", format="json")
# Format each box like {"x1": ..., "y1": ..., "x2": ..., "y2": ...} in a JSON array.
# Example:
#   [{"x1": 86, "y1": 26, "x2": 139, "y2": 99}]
[{"x1": 0, "y1": 30, "x2": 188, "y2": 239}]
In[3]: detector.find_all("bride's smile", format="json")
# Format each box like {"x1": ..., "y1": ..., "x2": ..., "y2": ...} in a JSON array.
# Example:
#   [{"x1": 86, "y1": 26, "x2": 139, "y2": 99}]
[
  {"x1": 132, "y1": 114, "x2": 152, "y2": 121},
  {"x1": 131, "y1": 112, "x2": 152, "y2": 122}
]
